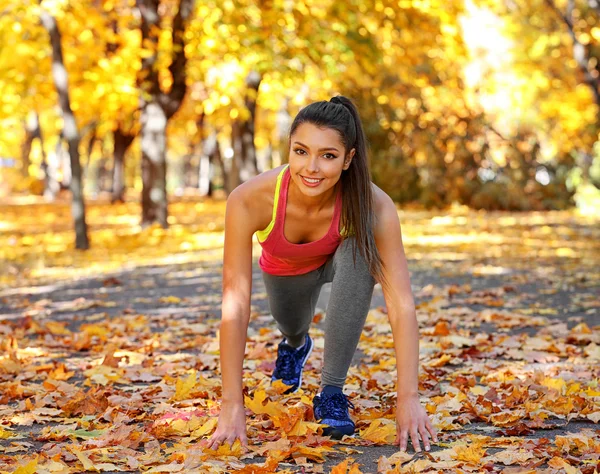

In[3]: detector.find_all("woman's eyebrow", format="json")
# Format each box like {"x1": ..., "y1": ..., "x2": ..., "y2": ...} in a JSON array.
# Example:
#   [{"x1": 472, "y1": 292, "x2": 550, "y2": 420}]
[{"x1": 293, "y1": 141, "x2": 340, "y2": 152}]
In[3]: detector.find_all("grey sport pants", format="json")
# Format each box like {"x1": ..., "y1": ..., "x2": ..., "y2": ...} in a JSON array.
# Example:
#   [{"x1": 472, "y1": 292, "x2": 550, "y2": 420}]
[{"x1": 261, "y1": 238, "x2": 376, "y2": 388}]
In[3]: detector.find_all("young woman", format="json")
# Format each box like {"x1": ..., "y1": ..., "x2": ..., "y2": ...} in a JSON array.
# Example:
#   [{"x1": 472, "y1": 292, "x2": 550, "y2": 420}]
[{"x1": 206, "y1": 96, "x2": 437, "y2": 453}]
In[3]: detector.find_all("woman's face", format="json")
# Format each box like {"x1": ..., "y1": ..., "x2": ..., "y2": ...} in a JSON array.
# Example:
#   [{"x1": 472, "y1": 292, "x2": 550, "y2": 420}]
[{"x1": 288, "y1": 122, "x2": 355, "y2": 199}]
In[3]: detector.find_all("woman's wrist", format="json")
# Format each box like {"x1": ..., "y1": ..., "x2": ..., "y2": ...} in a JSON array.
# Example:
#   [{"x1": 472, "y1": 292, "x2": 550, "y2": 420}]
[{"x1": 396, "y1": 388, "x2": 418, "y2": 399}]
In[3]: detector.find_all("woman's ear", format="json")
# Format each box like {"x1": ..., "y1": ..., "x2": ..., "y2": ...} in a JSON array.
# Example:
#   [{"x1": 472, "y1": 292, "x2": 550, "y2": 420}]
[{"x1": 343, "y1": 148, "x2": 355, "y2": 170}]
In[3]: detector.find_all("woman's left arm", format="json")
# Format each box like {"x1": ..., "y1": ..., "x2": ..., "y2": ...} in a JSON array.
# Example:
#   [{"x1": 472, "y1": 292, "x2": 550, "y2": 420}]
[{"x1": 373, "y1": 189, "x2": 438, "y2": 453}]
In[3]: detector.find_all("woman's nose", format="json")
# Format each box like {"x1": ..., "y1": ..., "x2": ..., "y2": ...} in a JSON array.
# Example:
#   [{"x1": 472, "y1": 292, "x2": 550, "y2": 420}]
[{"x1": 307, "y1": 155, "x2": 319, "y2": 172}]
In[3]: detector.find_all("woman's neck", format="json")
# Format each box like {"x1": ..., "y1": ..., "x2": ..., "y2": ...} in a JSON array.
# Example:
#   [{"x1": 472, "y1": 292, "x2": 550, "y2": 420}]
[{"x1": 288, "y1": 178, "x2": 339, "y2": 214}]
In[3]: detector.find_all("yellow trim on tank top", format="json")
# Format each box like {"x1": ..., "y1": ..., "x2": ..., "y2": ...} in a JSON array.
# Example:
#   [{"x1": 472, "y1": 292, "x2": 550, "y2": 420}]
[{"x1": 256, "y1": 165, "x2": 289, "y2": 243}]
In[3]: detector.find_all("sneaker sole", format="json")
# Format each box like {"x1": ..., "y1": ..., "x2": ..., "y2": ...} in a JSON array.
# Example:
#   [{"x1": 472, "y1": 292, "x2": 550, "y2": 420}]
[{"x1": 323, "y1": 425, "x2": 355, "y2": 439}]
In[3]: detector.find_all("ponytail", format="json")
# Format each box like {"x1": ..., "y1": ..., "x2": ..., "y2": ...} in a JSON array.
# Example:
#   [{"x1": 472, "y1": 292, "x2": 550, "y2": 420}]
[{"x1": 289, "y1": 96, "x2": 384, "y2": 284}]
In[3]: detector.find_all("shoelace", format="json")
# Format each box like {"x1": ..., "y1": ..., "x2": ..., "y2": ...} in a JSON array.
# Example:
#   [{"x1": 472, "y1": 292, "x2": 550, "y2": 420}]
[
  {"x1": 317, "y1": 393, "x2": 355, "y2": 419},
  {"x1": 274, "y1": 347, "x2": 297, "y2": 378}
]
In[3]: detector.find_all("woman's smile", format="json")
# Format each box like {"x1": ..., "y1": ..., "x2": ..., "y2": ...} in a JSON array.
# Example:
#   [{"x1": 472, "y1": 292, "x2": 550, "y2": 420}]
[{"x1": 300, "y1": 175, "x2": 324, "y2": 187}]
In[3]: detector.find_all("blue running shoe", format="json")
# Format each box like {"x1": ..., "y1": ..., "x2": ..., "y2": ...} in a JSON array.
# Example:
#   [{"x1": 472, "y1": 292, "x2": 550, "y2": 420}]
[
  {"x1": 271, "y1": 334, "x2": 313, "y2": 393},
  {"x1": 313, "y1": 392, "x2": 356, "y2": 439}
]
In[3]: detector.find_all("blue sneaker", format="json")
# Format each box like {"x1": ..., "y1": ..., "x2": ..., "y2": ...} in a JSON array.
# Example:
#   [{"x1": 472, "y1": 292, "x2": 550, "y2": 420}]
[
  {"x1": 272, "y1": 334, "x2": 314, "y2": 393},
  {"x1": 313, "y1": 392, "x2": 356, "y2": 439}
]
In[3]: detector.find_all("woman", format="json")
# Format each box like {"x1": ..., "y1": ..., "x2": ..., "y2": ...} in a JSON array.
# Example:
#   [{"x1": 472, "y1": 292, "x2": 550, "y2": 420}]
[{"x1": 206, "y1": 96, "x2": 437, "y2": 453}]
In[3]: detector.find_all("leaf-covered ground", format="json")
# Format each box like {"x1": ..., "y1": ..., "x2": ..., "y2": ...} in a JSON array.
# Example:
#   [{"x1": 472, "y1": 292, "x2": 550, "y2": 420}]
[{"x1": 0, "y1": 199, "x2": 599, "y2": 473}]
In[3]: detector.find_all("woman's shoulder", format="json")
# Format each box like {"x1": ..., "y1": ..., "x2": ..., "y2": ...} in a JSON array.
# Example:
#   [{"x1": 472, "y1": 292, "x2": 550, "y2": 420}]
[
  {"x1": 371, "y1": 183, "x2": 396, "y2": 216},
  {"x1": 370, "y1": 183, "x2": 401, "y2": 234},
  {"x1": 227, "y1": 166, "x2": 287, "y2": 230},
  {"x1": 230, "y1": 165, "x2": 286, "y2": 203}
]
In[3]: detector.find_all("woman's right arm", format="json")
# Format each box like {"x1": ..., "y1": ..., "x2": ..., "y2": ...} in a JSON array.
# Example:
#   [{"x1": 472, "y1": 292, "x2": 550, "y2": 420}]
[{"x1": 206, "y1": 186, "x2": 257, "y2": 449}]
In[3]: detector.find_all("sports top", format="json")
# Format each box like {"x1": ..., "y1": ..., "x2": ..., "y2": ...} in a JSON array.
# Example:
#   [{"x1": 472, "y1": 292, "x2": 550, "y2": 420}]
[{"x1": 256, "y1": 165, "x2": 343, "y2": 276}]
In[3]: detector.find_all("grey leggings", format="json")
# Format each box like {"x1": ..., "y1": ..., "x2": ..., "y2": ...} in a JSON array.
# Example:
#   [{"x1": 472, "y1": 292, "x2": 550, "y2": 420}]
[{"x1": 262, "y1": 238, "x2": 376, "y2": 388}]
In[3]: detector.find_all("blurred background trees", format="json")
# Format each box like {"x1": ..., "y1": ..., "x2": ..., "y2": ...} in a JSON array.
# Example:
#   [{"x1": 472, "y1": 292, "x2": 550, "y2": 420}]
[{"x1": 1, "y1": 0, "x2": 600, "y2": 242}]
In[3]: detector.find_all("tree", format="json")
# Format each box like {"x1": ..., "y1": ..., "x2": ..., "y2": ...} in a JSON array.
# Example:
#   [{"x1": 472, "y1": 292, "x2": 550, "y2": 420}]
[
  {"x1": 136, "y1": 0, "x2": 194, "y2": 228},
  {"x1": 39, "y1": 4, "x2": 89, "y2": 249}
]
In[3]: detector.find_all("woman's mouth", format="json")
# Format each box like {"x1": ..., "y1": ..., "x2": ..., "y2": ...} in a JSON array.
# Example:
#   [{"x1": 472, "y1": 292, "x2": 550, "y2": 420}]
[{"x1": 300, "y1": 175, "x2": 324, "y2": 187}]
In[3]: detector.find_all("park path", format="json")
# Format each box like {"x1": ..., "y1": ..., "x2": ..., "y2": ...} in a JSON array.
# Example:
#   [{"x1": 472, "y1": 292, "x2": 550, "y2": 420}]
[
  {"x1": 1, "y1": 243, "x2": 598, "y2": 472},
  {"x1": 1, "y1": 208, "x2": 600, "y2": 472}
]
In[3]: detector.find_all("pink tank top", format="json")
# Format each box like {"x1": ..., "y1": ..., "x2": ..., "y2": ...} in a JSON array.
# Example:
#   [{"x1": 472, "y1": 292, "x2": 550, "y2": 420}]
[{"x1": 256, "y1": 165, "x2": 343, "y2": 276}]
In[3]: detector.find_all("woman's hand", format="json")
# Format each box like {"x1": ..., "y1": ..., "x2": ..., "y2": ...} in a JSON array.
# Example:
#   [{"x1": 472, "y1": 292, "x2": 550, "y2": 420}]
[
  {"x1": 395, "y1": 395, "x2": 437, "y2": 453},
  {"x1": 205, "y1": 400, "x2": 248, "y2": 450}
]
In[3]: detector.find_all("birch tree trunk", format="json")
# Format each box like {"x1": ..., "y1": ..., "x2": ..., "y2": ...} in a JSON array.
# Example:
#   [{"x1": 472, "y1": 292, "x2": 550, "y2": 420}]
[
  {"x1": 40, "y1": 7, "x2": 89, "y2": 250},
  {"x1": 136, "y1": 0, "x2": 194, "y2": 227}
]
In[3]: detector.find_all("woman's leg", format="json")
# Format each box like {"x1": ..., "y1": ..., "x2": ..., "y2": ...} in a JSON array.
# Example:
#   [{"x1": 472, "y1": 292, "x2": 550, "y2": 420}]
[
  {"x1": 321, "y1": 238, "x2": 376, "y2": 388},
  {"x1": 261, "y1": 268, "x2": 325, "y2": 347}
]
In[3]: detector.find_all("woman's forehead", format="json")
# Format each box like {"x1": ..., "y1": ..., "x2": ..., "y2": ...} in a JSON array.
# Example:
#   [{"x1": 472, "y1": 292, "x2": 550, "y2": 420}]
[{"x1": 291, "y1": 123, "x2": 344, "y2": 149}]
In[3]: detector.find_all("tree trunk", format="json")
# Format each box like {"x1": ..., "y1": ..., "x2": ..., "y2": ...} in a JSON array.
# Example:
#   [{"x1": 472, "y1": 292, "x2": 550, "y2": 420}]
[
  {"x1": 241, "y1": 71, "x2": 261, "y2": 178},
  {"x1": 140, "y1": 101, "x2": 168, "y2": 226},
  {"x1": 228, "y1": 71, "x2": 262, "y2": 193},
  {"x1": 274, "y1": 98, "x2": 291, "y2": 167},
  {"x1": 136, "y1": 0, "x2": 194, "y2": 226},
  {"x1": 205, "y1": 130, "x2": 224, "y2": 195},
  {"x1": 112, "y1": 127, "x2": 135, "y2": 203},
  {"x1": 20, "y1": 112, "x2": 43, "y2": 177},
  {"x1": 40, "y1": 7, "x2": 89, "y2": 250}
]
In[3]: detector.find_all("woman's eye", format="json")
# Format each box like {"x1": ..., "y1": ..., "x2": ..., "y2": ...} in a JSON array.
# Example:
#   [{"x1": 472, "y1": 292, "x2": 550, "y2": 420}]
[
  {"x1": 294, "y1": 148, "x2": 306, "y2": 155},
  {"x1": 324, "y1": 153, "x2": 336, "y2": 159}
]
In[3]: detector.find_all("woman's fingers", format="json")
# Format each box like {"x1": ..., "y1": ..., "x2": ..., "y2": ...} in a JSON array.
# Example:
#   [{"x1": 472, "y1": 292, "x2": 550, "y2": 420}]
[
  {"x1": 398, "y1": 429, "x2": 408, "y2": 452},
  {"x1": 419, "y1": 424, "x2": 431, "y2": 451},
  {"x1": 410, "y1": 428, "x2": 421, "y2": 453},
  {"x1": 426, "y1": 419, "x2": 438, "y2": 443},
  {"x1": 205, "y1": 432, "x2": 248, "y2": 451}
]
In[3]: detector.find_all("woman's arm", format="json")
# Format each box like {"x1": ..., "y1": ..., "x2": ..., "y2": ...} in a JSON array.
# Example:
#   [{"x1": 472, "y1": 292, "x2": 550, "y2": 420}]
[
  {"x1": 206, "y1": 185, "x2": 258, "y2": 449},
  {"x1": 373, "y1": 188, "x2": 437, "y2": 452}
]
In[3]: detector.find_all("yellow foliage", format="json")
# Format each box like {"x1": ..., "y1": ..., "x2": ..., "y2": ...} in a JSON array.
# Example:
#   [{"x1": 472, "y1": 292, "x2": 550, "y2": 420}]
[
  {"x1": 11, "y1": 457, "x2": 38, "y2": 474},
  {"x1": 359, "y1": 419, "x2": 396, "y2": 444},
  {"x1": 172, "y1": 370, "x2": 197, "y2": 401}
]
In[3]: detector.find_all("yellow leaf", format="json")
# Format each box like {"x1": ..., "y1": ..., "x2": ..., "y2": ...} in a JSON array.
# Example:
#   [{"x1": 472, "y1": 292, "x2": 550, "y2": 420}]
[
  {"x1": 193, "y1": 418, "x2": 218, "y2": 437},
  {"x1": 489, "y1": 410, "x2": 524, "y2": 426},
  {"x1": 359, "y1": 419, "x2": 396, "y2": 444},
  {"x1": 542, "y1": 377, "x2": 566, "y2": 393},
  {"x1": 452, "y1": 443, "x2": 487, "y2": 464},
  {"x1": 12, "y1": 457, "x2": 38, "y2": 474},
  {"x1": 427, "y1": 353, "x2": 453, "y2": 367},
  {"x1": 45, "y1": 321, "x2": 71, "y2": 336},
  {"x1": 0, "y1": 427, "x2": 14, "y2": 439},
  {"x1": 285, "y1": 420, "x2": 322, "y2": 437},
  {"x1": 172, "y1": 370, "x2": 196, "y2": 401},
  {"x1": 159, "y1": 295, "x2": 182, "y2": 304},
  {"x1": 245, "y1": 390, "x2": 283, "y2": 417},
  {"x1": 70, "y1": 447, "x2": 95, "y2": 471}
]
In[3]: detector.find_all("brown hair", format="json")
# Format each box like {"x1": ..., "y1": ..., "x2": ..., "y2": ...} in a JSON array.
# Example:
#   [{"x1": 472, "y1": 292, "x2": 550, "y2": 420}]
[{"x1": 288, "y1": 96, "x2": 384, "y2": 283}]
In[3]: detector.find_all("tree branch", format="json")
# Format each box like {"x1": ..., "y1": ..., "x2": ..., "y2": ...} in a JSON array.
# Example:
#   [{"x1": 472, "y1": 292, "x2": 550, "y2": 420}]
[{"x1": 545, "y1": 0, "x2": 600, "y2": 109}]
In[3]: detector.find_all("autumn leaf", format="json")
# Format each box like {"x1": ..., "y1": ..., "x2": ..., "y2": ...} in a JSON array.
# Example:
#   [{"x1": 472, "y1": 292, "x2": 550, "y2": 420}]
[
  {"x1": 11, "y1": 457, "x2": 38, "y2": 474},
  {"x1": 330, "y1": 458, "x2": 363, "y2": 473},
  {"x1": 359, "y1": 419, "x2": 396, "y2": 444},
  {"x1": 0, "y1": 426, "x2": 16, "y2": 439},
  {"x1": 245, "y1": 390, "x2": 284, "y2": 418},
  {"x1": 172, "y1": 369, "x2": 197, "y2": 401}
]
